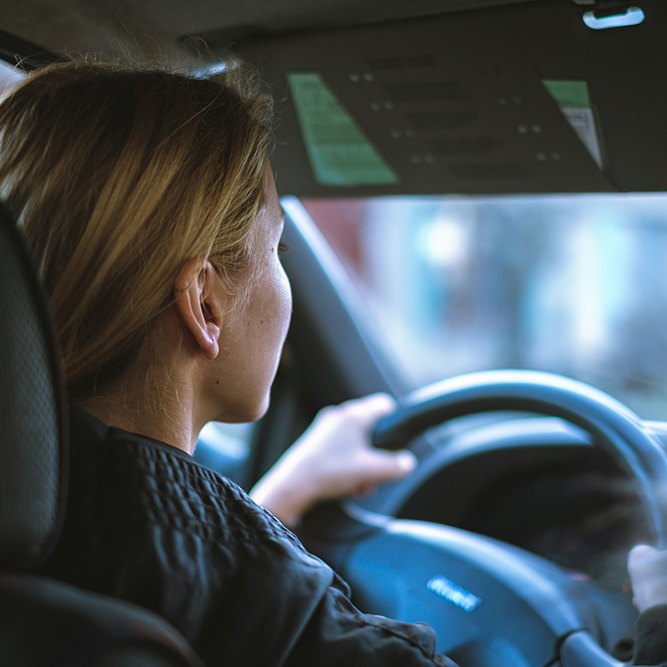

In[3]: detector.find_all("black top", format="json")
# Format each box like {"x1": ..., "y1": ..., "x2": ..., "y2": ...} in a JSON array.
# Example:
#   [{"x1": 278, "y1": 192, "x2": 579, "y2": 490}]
[
  {"x1": 41, "y1": 408, "x2": 455, "y2": 666},
  {"x1": 634, "y1": 605, "x2": 667, "y2": 666}
]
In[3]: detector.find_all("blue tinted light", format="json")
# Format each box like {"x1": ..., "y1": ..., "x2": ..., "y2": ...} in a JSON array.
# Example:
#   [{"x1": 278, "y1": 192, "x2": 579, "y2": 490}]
[
  {"x1": 427, "y1": 576, "x2": 481, "y2": 612},
  {"x1": 583, "y1": 7, "x2": 645, "y2": 30}
]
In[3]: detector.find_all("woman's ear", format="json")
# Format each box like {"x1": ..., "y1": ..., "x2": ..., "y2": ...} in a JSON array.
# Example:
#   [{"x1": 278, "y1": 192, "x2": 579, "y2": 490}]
[{"x1": 173, "y1": 257, "x2": 225, "y2": 360}]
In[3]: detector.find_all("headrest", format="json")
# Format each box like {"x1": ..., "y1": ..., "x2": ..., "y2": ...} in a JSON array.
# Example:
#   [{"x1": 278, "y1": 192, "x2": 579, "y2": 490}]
[{"x1": 0, "y1": 202, "x2": 66, "y2": 568}]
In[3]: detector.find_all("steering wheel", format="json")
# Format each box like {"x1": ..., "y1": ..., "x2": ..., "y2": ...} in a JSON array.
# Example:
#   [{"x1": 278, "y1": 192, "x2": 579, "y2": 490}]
[{"x1": 299, "y1": 370, "x2": 667, "y2": 667}]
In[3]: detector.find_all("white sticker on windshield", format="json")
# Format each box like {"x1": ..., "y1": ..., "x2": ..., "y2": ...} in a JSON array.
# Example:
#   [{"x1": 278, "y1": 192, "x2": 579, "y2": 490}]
[{"x1": 543, "y1": 80, "x2": 603, "y2": 168}]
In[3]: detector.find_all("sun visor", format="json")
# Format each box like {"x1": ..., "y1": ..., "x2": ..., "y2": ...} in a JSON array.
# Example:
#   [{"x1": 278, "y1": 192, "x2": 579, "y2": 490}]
[{"x1": 235, "y1": 1, "x2": 665, "y2": 196}]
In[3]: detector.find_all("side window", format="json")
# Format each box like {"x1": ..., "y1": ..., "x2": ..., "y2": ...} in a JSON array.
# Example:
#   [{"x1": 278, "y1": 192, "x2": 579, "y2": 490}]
[{"x1": 0, "y1": 60, "x2": 26, "y2": 94}]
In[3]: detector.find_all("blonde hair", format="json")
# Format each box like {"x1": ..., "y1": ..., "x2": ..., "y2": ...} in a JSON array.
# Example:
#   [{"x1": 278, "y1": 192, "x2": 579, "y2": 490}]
[{"x1": 0, "y1": 61, "x2": 273, "y2": 398}]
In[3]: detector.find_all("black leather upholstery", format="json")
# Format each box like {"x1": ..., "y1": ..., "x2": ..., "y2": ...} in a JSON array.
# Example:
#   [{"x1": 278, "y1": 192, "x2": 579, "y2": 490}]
[
  {"x1": 0, "y1": 202, "x2": 204, "y2": 666},
  {"x1": 0, "y1": 203, "x2": 65, "y2": 569},
  {"x1": 0, "y1": 574, "x2": 202, "y2": 666}
]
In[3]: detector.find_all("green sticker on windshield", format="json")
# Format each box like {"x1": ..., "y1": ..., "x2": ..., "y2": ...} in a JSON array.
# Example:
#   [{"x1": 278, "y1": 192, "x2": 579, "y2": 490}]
[
  {"x1": 543, "y1": 80, "x2": 591, "y2": 108},
  {"x1": 288, "y1": 73, "x2": 398, "y2": 186}
]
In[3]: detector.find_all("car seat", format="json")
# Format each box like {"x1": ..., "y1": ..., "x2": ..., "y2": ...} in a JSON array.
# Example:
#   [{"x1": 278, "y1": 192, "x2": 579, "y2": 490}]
[{"x1": 0, "y1": 202, "x2": 204, "y2": 667}]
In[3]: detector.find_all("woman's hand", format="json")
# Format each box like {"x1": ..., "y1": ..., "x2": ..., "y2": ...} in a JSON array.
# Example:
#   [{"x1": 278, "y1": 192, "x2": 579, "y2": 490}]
[
  {"x1": 250, "y1": 393, "x2": 416, "y2": 527},
  {"x1": 628, "y1": 544, "x2": 667, "y2": 612}
]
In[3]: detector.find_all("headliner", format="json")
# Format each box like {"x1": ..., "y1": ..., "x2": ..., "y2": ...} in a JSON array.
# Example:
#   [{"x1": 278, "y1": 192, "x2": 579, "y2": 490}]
[{"x1": 1, "y1": 0, "x2": 543, "y2": 62}]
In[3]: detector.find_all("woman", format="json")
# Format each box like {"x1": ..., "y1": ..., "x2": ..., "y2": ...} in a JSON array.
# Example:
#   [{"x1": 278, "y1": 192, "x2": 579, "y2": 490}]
[
  {"x1": 0, "y1": 61, "x2": 450, "y2": 666},
  {"x1": 0, "y1": 61, "x2": 664, "y2": 666},
  {"x1": 0, "y1": 60, "x2": 414, "y2": 527}
]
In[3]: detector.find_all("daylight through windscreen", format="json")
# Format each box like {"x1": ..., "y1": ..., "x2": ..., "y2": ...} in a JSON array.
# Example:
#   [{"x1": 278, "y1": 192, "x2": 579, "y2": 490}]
[{"x1": 305, "y1": 194, "x2": 667, "y2": 420}]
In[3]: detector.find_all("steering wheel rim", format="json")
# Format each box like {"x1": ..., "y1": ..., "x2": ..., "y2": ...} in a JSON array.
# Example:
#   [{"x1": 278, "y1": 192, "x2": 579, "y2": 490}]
[
  {"x1": 300, "y1": 370, "x2": 667, "y2": 666},
  {"x1": 373, "y1": 369, "x2": 667, "y2": 548}
]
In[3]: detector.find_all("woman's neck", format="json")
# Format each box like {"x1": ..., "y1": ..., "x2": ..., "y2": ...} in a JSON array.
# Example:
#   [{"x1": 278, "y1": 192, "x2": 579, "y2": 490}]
[{"x1": 75, "y1": 372, "x2": 200, "y2": 455}]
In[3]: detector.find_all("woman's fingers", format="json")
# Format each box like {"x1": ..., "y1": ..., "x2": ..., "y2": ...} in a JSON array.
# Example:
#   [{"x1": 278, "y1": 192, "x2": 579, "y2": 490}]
[
  {"x1": 628, "y1": 544, "x2": 667, "y2": 612},
  {"x1": 251, "y1": 393, "x2": 414, "y2": 526}
]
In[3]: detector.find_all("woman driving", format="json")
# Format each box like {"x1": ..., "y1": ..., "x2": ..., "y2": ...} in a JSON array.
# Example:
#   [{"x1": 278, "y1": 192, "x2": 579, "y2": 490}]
[
  {"x1": 0, "y1": 60, "x2": 665, "y2": 666},
  {"x1": 0, "y1": 61, "x2": 450, "y2": 666}
]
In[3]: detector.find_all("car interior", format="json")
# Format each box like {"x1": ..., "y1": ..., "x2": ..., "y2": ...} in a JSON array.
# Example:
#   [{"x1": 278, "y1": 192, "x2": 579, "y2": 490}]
[{"x1": 0, "y1": 0, "x2": 665, "y2": 665}]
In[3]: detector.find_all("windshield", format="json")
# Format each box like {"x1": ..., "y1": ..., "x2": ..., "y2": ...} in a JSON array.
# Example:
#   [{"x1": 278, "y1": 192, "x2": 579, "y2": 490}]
[{"x1": 303, "y1": 194, "x2": 667, "y2": 420}]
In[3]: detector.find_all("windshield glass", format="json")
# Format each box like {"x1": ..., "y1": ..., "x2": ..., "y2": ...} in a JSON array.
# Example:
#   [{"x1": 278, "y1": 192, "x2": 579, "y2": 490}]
[{"x1": 303, "y1": 194, "x2": 667, "y2": 420}]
